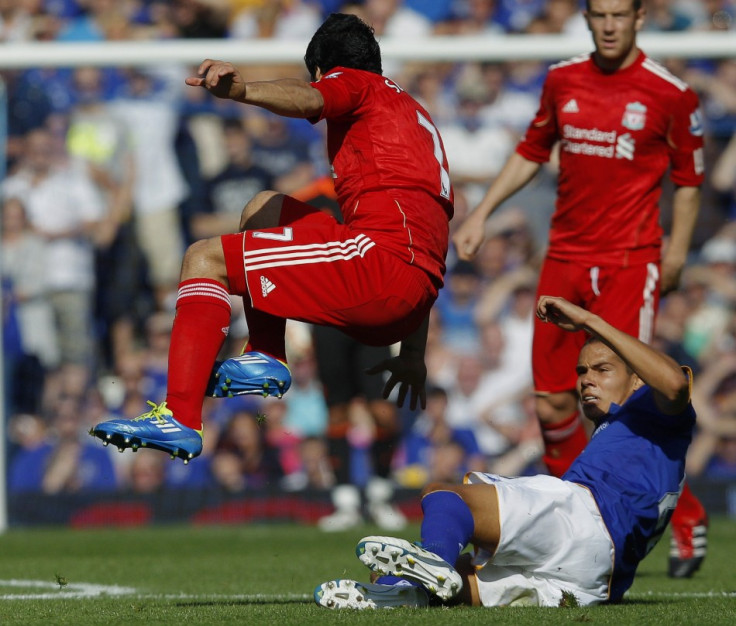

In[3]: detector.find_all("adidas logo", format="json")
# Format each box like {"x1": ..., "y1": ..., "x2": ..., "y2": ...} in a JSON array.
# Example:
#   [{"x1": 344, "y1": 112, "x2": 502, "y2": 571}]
[
  {"x1": 260, "y1": 276, "x2": 276, "y2": 297},
  {"x1": 562, "y1": 99, "x2": 579, "y2": 113},
  {"x1": 155, "y1": 422, "x2": 181, "y2": 433}
]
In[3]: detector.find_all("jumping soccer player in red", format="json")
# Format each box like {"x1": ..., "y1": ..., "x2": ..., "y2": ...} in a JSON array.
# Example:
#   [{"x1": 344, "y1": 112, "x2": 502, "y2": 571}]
[
  {"x1": 452, "y1": 0, "x2": 706, "y2": 578},
  {"x1": 90, "y1": 14, "x2": 452, "y2": 467}
]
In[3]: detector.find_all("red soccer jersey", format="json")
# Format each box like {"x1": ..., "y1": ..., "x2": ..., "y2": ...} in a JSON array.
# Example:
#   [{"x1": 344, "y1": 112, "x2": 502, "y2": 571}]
[
  {"x1": 517, "y1": 52, "x2": 704, "y2": 266},
  {"x1": 310, "y1": 67, "x2": 454, "y2": 281}
]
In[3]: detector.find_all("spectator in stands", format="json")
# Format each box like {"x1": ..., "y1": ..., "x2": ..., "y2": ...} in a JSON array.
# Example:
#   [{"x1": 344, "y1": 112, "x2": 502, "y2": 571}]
[
  {"x1": 260, "y1": 397, "x2": 305, "y2": 486},
  {"x1": 169, "y1": 0, "x2": 230, "y2": 39},
  {"x1": 399, "y1": 385, "x2": 487, "y2": 488},
  {"x1": 435, "y1": 0, "x2": 504, "y2": 35},
  {"x1": 712, "y1": 129, "x2": 736, "y2": 219},
  {"x1": 0, "y1": 0, "x2": 37, "y2": 41},
  {"x1": 3, "y1": 127, "x2": 106, "y2": 387},
  {"x1": 434, "y1": 260, "x2": 483, "y2": 354},
  {"x1": 685, "y1": 58, "x2": 736, "y2": 141},
  {"x1": 191, "y1": 117, "x2": 275, "y2": 239},
  {"x1": 642, "y1": 0, "x2": 694, "y2": 31},
  {"x1": 211, "y1": 409, "x2": 285, "y2": 491},
  {"x1": 1, "y1": 196, "x2": 59, "y2": 413},
  {"x1": 229, "y1": 0, "x2": 322, "y2": 40},
  {"x1": 494, "y1": 0, "x2": 547, "y2": 32},
  {"x1": 108, "y1": 68, "x2": 188, "y2": 311},
  {"x1": 9, "y1": 393, "x2": 118, "y2": 494},
  {"x1": 247, "y1": 110, "x2": 318, "y2": 194},
  {"x1": 65, "y1": 65, "x2": 145, "y2": 368},
  {"x1": 444, "y1": 352, "x2": 512, "y2": 464},
  {"x1": 297, "y1": 436, "x2": 334, "y2": 489},
  {"x1": 678, "y1": 240, "x2": 736, "y2": 365},
  {"x1": 127, "y1": 448, "x2": 167, "y2": 493},
  {"x1": 437, "y1": 66, "x2": 516, "y2": 198},
  {"x1": 687, "y1": 351, "x2": 736, "y2": 478},
  {"x1": 476, "y1": 63, "x2": 541, "y2": 138},
  {"x1": 282, "y1": 346, "x2": 328, "y2": 441},
  {"x1": 407, "y1": 67, "x2": 457, "y2": 128}
]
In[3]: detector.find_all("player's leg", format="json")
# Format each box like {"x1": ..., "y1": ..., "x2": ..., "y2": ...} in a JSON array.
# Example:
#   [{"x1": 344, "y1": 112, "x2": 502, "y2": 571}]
[
  {"x1": 90, "y1": 237, "x2": 233, "y2": 461},
  {"x1": 314, "y1": 326, "x2": 364, "y2": 532},
  {"x1": 668, "y1": 482, "x2": 708, "y2": 578},
  {"x1": 236, "y1": 190, "x2": 290, "y2": 361},
  {"x1": 533, "y1": 258, "x2": 590, "y2": 476},
  {"x1": 356, "y1": 342, "x2": 407, "y2": 530},
  {"x1": 210, "y1": 194, "x2": 325, "y2": 398},
  {"x1": 357, "y1": 481, "x2": 499, "y2": 601},
  {"x1": 213, "y1": 196, "x2": 436, "y2": 398}
]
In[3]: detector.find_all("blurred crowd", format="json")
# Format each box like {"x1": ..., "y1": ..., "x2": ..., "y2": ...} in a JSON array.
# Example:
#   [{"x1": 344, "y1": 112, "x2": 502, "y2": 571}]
[{"x1": 2, "y1": 0, "x2": 736, "y2": 497}]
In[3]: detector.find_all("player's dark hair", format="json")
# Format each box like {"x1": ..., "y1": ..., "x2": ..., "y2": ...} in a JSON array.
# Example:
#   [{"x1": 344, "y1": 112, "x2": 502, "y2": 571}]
[
  {"x1": 585, "y1": 0, "x2": 642, "y2": 10},
  {"x1": 304, "y1": 13, "x2": 382, "y2": 81}
]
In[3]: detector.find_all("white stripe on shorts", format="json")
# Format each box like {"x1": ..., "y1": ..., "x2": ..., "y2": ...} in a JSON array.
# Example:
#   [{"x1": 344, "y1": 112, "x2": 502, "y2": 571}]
[{"x1": 244, "y1": 235, "x2": 375, "y2": 271}]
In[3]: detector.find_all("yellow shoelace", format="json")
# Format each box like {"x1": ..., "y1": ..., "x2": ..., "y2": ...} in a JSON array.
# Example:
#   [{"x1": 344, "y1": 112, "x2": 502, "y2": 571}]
[{"x1": 133, "y1": 400, "x2": 170, "y2": 423}]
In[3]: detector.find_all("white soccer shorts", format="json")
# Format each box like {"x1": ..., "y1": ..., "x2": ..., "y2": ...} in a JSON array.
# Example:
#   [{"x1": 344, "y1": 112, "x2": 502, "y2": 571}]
[{"x1": 465, "y1": 472, "x2": 614, "y2": 607}]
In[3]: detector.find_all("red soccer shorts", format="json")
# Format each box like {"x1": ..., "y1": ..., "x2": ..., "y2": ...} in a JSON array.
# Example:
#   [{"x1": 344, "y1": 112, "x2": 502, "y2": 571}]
[
  {"x1": 533, "y1": 256, "x2": 660, "y2": 394},
  {"x1": 221, "y1": 196, "x2": 438, "y2": 347}
]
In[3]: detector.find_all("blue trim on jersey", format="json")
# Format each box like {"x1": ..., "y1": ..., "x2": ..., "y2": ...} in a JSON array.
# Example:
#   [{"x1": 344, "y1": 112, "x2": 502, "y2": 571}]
[{"x1": 563, "y1": 385, "x2": 695, "y2": 601}]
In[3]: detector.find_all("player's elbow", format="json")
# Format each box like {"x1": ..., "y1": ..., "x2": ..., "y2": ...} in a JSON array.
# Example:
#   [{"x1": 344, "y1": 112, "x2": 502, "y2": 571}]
[{"x1": 659, "y1": 368, "x2": 691, "y2": 407}]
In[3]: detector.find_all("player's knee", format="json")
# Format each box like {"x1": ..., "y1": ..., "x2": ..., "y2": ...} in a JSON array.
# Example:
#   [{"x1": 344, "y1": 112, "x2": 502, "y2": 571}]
[
  {"x1": 181, "y1": 238, "x2": 227, "y2": 281},
  {"x1": 535, "y1": 392, "x2": 578, "y2": 425},
  {"x1": 239, "y1": 190, "x2": 284, "y2": 231},
  {"x1": 421, "y1": 481, "x2": 457, "y2": 498}
]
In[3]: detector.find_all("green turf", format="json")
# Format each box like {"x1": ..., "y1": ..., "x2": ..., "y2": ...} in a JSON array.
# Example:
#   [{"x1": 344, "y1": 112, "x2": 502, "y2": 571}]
[{"x1": 0, "y1": 517, "x2": 734, "y2": 625}]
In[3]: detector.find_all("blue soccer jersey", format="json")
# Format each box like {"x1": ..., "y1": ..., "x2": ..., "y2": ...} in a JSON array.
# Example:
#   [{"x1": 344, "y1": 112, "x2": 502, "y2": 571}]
[{"x1": 563, "y1": 383, "x2": 696, "y2": 601}]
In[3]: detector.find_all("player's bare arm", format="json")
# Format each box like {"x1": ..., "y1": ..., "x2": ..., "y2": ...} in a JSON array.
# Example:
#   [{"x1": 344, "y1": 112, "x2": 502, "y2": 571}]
[
  {"x1": 185, "y1": 59, "x2": 324, "y2": 119},
  {"x1": 537, "y1": 295, "x2": 690, "y2": 414},
  {"x1": 453, "y1": 152, "x2": 541, "y2": 260},
  {"x1": 661, "y1": 185, "x2": 700, "y2": 295}
]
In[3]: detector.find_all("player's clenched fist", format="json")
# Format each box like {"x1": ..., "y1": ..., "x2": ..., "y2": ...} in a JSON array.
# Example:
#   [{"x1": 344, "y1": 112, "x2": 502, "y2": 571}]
[
  {"x1": 185, "y1": 59, "x2": 247, "y2": 102},
  {"x1": 536, "y1": 296, "x2": 591, "y2": 333}
]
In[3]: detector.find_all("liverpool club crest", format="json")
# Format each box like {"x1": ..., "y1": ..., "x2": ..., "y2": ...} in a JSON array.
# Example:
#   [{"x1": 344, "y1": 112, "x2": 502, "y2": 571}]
[{"x1": 622, "y1": 102, "x2": 647, "y2": 130}]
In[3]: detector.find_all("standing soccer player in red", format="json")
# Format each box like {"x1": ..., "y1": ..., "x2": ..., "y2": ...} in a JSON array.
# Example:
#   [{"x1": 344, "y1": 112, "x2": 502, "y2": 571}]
[
  {"x1": 453, "y1": 0, "x2": 706, "y2": 578},
  {"x1": 91, "y1": 15, "x2": 452, "y2": 468}
]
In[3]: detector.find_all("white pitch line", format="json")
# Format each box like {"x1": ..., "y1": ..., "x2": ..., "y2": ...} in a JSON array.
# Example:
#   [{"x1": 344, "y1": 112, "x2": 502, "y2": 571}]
[
  {"x1": 1, "y1": 580, "x2": 734, "y2": 602},
  {"x1": 628, "y1": 591, "x2": 736, "y2": 599},
  {"x1": 0, "y1": 581, "x2": 313, "y2": 601}
]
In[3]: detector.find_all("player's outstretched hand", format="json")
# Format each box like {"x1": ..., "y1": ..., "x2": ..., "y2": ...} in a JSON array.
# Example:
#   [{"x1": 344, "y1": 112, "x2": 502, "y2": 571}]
[
  {"x1": 366, "y1": 354, "x2": 427, "y2": 411},
  {"x1": 536, "y1": 295, "x2": 591, "y2": 332},
  {"x1": 185, "y1": 59, "x2": 246, "y2": 101}
]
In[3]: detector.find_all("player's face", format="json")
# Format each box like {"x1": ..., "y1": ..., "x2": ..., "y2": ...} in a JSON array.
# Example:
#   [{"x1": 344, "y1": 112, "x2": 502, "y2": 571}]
[
  {"x1": 576, "y1": 341, "x2": 641, "y2": 422},
  {"x1": 585, "y1": 0, "x2": 644, "y2": 71}
]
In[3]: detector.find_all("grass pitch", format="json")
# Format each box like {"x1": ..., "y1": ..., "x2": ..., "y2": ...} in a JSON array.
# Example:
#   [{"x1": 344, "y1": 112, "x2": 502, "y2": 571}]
[{"x1": 1, "y1": 518, "x2": 734, "y2": 625}]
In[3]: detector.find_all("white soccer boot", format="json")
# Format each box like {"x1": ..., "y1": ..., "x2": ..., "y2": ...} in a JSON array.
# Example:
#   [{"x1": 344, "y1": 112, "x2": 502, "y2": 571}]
[
  {"x1": 314, "y1": 579, "x2": 428, "y2": 610},
  {"x1": 318, "y1": 484, "x2": 363, "y2": 532},
  {"x1": 366, "y1": 477, "x2": 407, "y2": 531},
  {"x1": 356, "y1": 535, "x2": 463, "y2": 601}
]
